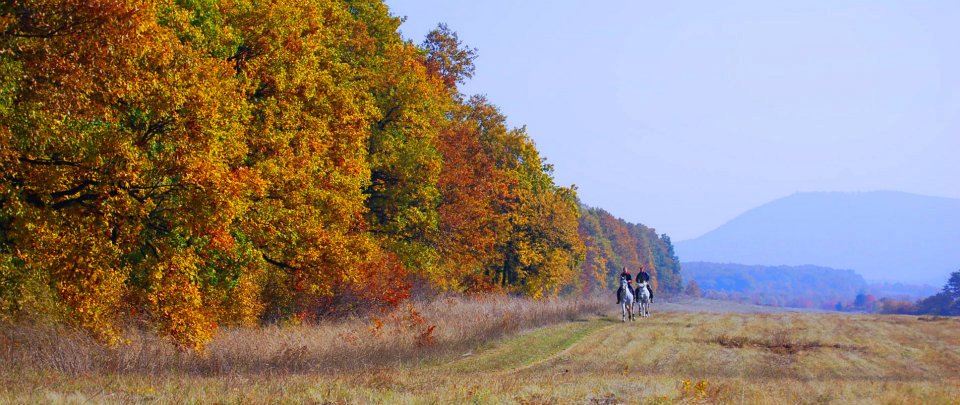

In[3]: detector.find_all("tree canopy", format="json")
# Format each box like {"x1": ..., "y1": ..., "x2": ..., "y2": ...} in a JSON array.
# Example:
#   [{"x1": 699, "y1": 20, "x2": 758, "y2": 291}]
[{"x1": 0, "y1": 0, "x2": 679, "y2": 349}]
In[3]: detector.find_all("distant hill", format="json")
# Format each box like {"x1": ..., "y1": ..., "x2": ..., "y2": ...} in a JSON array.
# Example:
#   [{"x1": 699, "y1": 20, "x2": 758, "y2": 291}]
[{"x1": 675, "y1": 191, "x2": 960, "y2": 285}]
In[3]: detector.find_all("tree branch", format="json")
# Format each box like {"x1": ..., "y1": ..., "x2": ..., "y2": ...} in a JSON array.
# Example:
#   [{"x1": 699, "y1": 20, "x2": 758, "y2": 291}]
[
  {"x1": 263, "y1": 254, "x2": 298, "y2": 271},
  {"x1": 50, "y1": 180, "x2": 98, "y2": 198},
  {"x1": 136, "y1": 118, "x2": 174, "y2": 147},
  {"x1": 375, "y1": 105, "x2": 401, "y2": 131},
  {"x1": 50, "y1": 193, "x2": 98, "y2": 209},
  {"x1": 18, "y1": 156, "x2": 83, "y2": 168}
]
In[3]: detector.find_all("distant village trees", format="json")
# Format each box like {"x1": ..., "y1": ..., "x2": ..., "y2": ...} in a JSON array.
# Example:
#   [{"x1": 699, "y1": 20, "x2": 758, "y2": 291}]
[
  {"x1": 862, "y1": 270, "x2": 959, "y2": 316},
  {"x1": 684, "y1": 280, "x2": 702, "y2": 298},
  {"x1": 909, "y1": 271, "x2": 960, "y2": 316},
  {"x1": 683, "y1": 262, "x2": 867, "y2": 310}
]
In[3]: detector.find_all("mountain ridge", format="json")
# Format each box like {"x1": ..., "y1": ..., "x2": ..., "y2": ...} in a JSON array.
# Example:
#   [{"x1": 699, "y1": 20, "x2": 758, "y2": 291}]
[{"x1": 675, "y1": 191, "x2": 960, "y2": 285}]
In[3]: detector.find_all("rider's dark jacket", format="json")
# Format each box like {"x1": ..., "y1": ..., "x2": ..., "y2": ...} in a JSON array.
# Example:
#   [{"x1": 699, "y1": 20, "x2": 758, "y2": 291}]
[{"x1": 636, "y1": 270, "x2": 654, "y2": 300}]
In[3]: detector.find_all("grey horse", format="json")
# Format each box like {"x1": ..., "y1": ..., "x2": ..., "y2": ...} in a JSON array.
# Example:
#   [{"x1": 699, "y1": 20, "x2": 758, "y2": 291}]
[
  {"x1": 634, "y1": 280, "x2": 651, "y2": 317},
  {"x1": 619, "y1": 278, "x2": 635, "y2": 322}
]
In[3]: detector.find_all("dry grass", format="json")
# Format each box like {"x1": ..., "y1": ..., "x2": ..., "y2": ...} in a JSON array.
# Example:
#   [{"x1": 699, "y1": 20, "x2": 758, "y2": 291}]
[
  {"x1": 0, "y1": 294, "x2": 607, "y2": 376},
  {"x1": 2, "y1": 299, "x2": 960, "y2": 404}
]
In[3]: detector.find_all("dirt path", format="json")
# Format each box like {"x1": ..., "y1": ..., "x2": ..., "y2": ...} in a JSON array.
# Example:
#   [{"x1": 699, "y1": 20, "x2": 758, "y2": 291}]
[
  {"x1": 441, "y1": 299, "x2": 827, "y2": 376},
  {"x1": 443, "y1": 317, "x2": 615, "y2": 373}
]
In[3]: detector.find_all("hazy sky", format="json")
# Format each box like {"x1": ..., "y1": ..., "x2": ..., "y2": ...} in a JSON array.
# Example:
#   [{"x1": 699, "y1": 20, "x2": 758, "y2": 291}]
[{"x1": 384, "y1": 0, "x2": 960, "y2": 241}]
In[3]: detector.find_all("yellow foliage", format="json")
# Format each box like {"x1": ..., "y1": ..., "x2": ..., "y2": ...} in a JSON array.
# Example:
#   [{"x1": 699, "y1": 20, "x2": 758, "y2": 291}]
[{"x1": 0, "y1": 0, "x2": 590, "y2": 349}]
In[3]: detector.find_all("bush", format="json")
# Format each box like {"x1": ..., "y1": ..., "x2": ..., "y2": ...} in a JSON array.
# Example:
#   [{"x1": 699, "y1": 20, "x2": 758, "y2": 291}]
[
  {"x1": 878, "y1": 298, "x2": 917, "y2": 315},
  {"x1": 684, "y1": 280, "x2": 702, "y2": 298}
]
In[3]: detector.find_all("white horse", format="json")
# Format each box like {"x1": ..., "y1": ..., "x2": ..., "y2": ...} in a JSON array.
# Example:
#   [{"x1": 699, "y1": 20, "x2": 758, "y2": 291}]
[
  {"x1": 619, "y1": 278, "x2": 635, "y2": 322},
  {"x1": 634, "y1": 281, "x2": 651, "y2": 317}
]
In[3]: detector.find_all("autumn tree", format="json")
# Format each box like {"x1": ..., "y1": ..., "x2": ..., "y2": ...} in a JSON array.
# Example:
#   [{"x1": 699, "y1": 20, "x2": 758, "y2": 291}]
[
  {"x1": 434, "y1": 94, "x2": 585, "y2": 296},
  {"x1": 577, "y1": 209, "x2": 614, "y2": 293},
  {"x1": 433, "y1": 100, "x2": 510, "y2": 291},
  {"x1": 0, "y1": 0, "x2": 253, "y2": 348},
  {"x1": 0, "y1": 0, "x2": 421, "y2": 348},
  {"x1": 491, "y1": 131, "x2": 584, "y2": 298},
  {"x1": 421, "y1": 23, "x2": 477, "y2": 90},
  {"x1": 345, "y1": 0, "x2": 449, "y2": 282},
  {"x1": 222, "y1": 0, "x2": 411, "y2": 321}
]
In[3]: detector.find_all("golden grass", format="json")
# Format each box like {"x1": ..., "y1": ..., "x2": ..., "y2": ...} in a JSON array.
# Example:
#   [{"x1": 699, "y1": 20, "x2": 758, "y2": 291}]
[
  {"x1": 2, "y1": 299, "x2": 960, "y2": 404},
  {"x1": 0, "y1": 294, "x2": 607, "y2": 375}
]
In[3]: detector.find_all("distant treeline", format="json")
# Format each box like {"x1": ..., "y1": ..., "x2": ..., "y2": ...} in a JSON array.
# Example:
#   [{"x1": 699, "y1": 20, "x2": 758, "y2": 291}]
[
  {"x1": 578, "y1": 207, "x2": 682, "y2": 294},
  {"x1": 681, "y1": 262, "x2": 866, "y2": 310},
  {"x1": 683, "y1": 262, "x2": 958, "y2": 315},
  {"x1": 0, "y1": 0, "x2": 678, "y2": 349},
  {"x1": 878, "y1": 271, "x2": 960, "y2": 316}
]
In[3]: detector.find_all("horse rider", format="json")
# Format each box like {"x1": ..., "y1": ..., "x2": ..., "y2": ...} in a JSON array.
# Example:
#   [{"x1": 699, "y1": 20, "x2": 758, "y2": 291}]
[
  {"x1": 616, "y1": 266, "x2": 632, "y2": 304},
  {"x1": 636, "y1": 266, "x2": 654, "y2": 303}
]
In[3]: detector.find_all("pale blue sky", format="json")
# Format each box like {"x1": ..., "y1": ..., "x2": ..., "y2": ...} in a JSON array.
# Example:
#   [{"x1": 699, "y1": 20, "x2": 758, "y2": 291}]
[{"x1": 384, "y1": 0, "x2": 960, "y2": 241}]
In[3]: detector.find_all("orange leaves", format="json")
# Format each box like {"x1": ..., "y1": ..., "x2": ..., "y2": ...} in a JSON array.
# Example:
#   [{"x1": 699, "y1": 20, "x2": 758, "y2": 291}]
[
  {"x1": 15, "y1": 211, "x2": 129, "y2": 344},
  {"x1": 1, "y1": 0, "x2": 252, "y2": 347},
  {"x1": 208, "y1": 228, "x2": 235, "y2": 252},
  {"x1": 434, "y1": 101, "x2": 509, "y2": 291},
  {"x1": 435, "y1": 97, "x2": 584, "y2": 297},
  {"x1": 145, "y1": 249, "x2": 215, "y2": 351},
  {"x1": 363, "y1": 252, "x2": 411, "y2": 308}
]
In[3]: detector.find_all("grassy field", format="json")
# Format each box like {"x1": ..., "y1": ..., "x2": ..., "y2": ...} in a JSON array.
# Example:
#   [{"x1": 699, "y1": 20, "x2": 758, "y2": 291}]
[{"x1": 2, "y1": 299, "x2": 959, "y2": 404}]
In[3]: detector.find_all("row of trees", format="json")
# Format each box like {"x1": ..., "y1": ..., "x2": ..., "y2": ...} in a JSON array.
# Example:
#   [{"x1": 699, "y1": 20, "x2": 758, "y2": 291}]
[
  {"x1": 0, "y1": 0, "x2": 680, "y2": 349},
  {"x1": 0, "y1": 0, "x2": 594, "y2": 349},
  {"x1": 578, "y1": 207, "x2": 682, "y2": 295}
]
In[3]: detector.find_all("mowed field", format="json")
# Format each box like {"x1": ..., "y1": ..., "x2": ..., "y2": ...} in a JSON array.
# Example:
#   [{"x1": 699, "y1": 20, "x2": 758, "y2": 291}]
[{"x1": 3, "y1": 299, "x2": 959, "y2": 404}]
